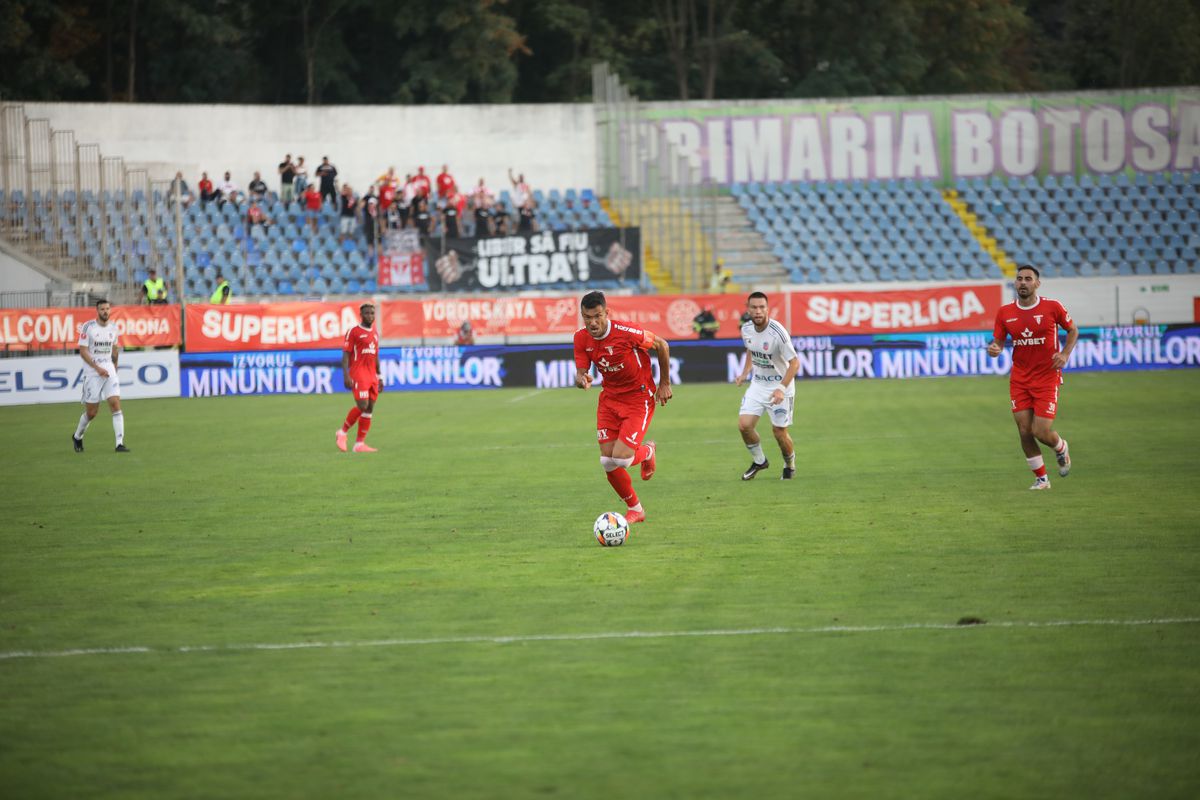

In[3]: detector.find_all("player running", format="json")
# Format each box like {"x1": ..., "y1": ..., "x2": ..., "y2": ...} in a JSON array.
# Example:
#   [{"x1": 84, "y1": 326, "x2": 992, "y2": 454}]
[
  {"x1": 987, "y1": 265, "x2": 1078, "y2": 490},
  {"x1": 573, "y1": 291, "x2": 673, "y2": 524},
  {"x1": 72, "y1": 299, "x2": 130, "y2": 453},
  {"x1": 336, "y1": 302, "x2": 382, "y2": 453},
  {"x1": 735, "y1": 292, "x2": 800, "y2": 480}
]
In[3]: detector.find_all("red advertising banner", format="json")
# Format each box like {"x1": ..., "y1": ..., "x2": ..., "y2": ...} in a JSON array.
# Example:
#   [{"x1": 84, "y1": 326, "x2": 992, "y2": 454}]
[
  {"x1": 0, "y1": 304, "x2": 181, "y2": 350},
  {"x1": 184, "y1": 301, "x2": 364, "y2": 352},
  {"x1": 787, "y1": 284, "x2": 1002, "y2": 334}
]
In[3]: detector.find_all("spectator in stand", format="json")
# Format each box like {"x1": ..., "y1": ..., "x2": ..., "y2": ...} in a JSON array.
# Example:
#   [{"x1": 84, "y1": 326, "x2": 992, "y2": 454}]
[
  {"x1": 245, "y1": 199, "x2": 273, "y2": 237},
  {"x1": 472, "y1": 193, "x2": 493, "y2": 238},
  {"x1": 338, "y1": 184, "x2": 359, "y2": 243},
  {"x1": 470, "y1": 177, "x2": 492, "y2": 208},
  {"x1": 302, "y1": 182, "x2": 323, "y2": 232},
  {"x1": 248, "y1": 171, "x2": 269, "y2": 202},
  {"x1": 362, "y1": 187, "x2": 379, "y2": 255},
  {"x1": 399, "y1": 173, "x2": 418, "y2": 228},
  {"x1": 493, "y1": 200, "x2": 511, "y2": 236},
  {"x1": 293, "y1": 156, "x2": 309, "y2": 195},
  {"x1": 378, "y1": 174, "x2": 398, "y2": 220},
  {"x1": 517, "y1": 198, "x2": 539, "y2": 234},
  {"x1": 217, "y1": 170, "x2": 241, "y2": 208},
  {"x1": 142, "y1": 268, "x2": 168, "y2": 304},
  {"x1": 411, "y1": 166, "x2": 431, "y2": 201},
  {"x1": 436, "y1": 164, "x2": 456, "y2": 199},
  {"x1": 169, "y1": 171, "x2": 193, "y2": 208},
  {"x1": 412, "y1": 196, "x2": 432, "y2": 239},
  {"x1": 198, "y1": 171, "x2": 216, "y2": 205},
  {"x1": 709, "y1": 259, "x2": 733, "y2": 293},
  {"x1": 377, "y1": 166, "x2": 400, "y2": 192},
  {"x1": 440, "y1": 189, "x2": 466, "y2": 238},
  {"x1": 508, "y1": 168, "x2": 531, "y2": 208},
  {"x1": 316, "y1": 156, "x2": 338, "y2": 205},
  {"x1": 455, "y1": 320, "x2": 475, "y2": 346},
  {"x1": 278, "y1": 154, "x2": 296, "y2": 205}
]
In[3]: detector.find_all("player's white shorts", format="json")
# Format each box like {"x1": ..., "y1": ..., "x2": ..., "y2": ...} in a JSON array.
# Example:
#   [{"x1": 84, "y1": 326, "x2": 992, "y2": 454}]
[
  {"x1": 739, "y1": 382, "x2": 794, "y2": 428},
  {"x1": 81, "y1": 373, "x2": 121, "y2": 404}
]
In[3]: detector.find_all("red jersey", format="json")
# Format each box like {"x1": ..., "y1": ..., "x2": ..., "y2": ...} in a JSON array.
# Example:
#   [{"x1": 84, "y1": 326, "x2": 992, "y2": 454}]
[
  {"x1": 573, "y1": 320, "x2": 657, "y2": 399},
  {"x1": 343, "y1": 324, "x2": 380, "y2": 381},
  {"x1": 436, "y1": 172, "x2": 456, "y2": 198},
  {"x1": 993, "y1": 297, "x2": 1073, "y2": 385},
  {"x1": 412, "y1": 174, "x2": 431, "y2": 198},
  {"x1": 303, "y1": 187, "x2": 322, "y2": 211}
]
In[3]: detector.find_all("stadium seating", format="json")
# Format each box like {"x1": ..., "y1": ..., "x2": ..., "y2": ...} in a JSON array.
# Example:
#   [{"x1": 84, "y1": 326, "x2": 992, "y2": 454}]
[{"x1": 3, "y1": 185, "x2": 614, "y2": 298}]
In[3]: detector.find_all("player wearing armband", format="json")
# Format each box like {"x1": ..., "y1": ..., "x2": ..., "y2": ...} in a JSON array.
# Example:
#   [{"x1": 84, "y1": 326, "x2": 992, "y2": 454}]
[
  {"x1": 987, "y1": 265, "x2": 1078, "y2": 490},
  {"x1": 573, "y1": 291, "x2": 673, "y2": 524}
]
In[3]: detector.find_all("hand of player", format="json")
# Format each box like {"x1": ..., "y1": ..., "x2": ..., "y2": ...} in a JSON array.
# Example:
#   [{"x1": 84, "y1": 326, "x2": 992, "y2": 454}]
[
  {"x1": 94, "y1": 366, "x2": 109, "y2": 378},
  {"x1": 986, "y1": 342, "x2": 1002, "y2": 358},
  {"x1": 376, "y1": 375, "x2": 383, "y2": 392},
  {"x1": 734, "y1": 373, "x2": 746, "y2": 387},
  {"x1": 655, "y1": 383, "x2": 673, "y2": 406},
  {"x1": 343, "y1": 376, "x2": 353, "y2": 391},
  {"x1": 770, "y1": 389, "x2": 784, "y2": 405},
  {"x1": 1051, "y1": 352, "x2": 1068, "y2": 369},
  {"x1": 575, "y1": 370, "x2": 592, "y2": 389}
]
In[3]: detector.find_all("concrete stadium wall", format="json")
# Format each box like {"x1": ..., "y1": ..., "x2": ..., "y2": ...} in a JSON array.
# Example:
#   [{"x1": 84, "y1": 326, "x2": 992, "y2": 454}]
[
  {"x1": 0, "y1": 246, "x2": 52, "y2": 292},
  {"x1": 20, "y1": 102, "x2": 598, "y2": 198}
]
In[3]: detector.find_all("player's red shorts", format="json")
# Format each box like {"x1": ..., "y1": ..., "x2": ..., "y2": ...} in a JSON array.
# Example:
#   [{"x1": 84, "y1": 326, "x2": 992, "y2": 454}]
[
  {"x1": 1010, "y1": 379, "x2": 1060, "y2": 419},
  {"x1": 596, "y1": 390, "x2": 656, "y2": 448},
  {"x1": 351, "y1": 372, "x2": 380, "y2": 403}
]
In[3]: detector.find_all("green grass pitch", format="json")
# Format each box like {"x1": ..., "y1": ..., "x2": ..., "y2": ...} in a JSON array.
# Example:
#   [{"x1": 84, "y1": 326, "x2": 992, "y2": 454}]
[{"x1": 2, "y1": 370, "x2": 1199, "y2": 799}]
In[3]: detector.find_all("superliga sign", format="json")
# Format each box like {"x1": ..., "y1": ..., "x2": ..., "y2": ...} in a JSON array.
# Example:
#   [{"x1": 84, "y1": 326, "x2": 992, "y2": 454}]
[{"x1": 652, "y1": 91, "x2": 1200, "y2": 183}]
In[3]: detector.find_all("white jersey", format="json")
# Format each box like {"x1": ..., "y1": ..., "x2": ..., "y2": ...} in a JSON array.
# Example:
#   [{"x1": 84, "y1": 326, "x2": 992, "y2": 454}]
[
  {"x1": 79, "y1": 319, "x2": 120, "y2": 377},
  {"x1": 741, "y1": 318, "x2": 797, "y2": 396}
]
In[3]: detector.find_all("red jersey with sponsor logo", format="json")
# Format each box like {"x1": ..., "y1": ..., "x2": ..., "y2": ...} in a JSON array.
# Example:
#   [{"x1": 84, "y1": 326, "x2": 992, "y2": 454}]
[
  {"x1": 993, "y1": 297, "x2": 1073, "y2": 386},
  {"x1": 573, "y1": 320, "x2": 657, "y2": 399},
  {"x1": 343, "y1": 324, "x2": 380, "y2": 382}
]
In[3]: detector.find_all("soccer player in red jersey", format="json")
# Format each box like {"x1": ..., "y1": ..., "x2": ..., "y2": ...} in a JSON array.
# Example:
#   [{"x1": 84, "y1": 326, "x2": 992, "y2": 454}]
[
  {"x1": 987, "y1": 265, "x2": 1079, "y2": 490},
  {"x1": 573, "y1": 291, "x2": 673, "y2": 524},
  {"x1": 336, "y1": 303, "x2": 382, "y2": 453}
]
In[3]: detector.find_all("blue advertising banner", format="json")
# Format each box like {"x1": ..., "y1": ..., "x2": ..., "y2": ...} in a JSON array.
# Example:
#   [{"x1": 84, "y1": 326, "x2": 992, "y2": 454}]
[{"x1": 179, "y1": 324, "x2": 1200, "y2": 397}]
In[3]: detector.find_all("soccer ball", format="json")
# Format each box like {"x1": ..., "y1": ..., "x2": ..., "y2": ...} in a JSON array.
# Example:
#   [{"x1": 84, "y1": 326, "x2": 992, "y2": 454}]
[{"x1": 593, "y1": 511, "x2": 629, "y2": 547}]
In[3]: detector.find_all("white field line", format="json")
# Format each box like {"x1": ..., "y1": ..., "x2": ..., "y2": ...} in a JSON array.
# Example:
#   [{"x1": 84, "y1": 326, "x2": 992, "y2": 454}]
[
  {"x1": 505, "y1": 390, "x2": 544, "y2": 403},
  {"x1": 2, "y1": 617, "x2": 1198, "y2": 662}
]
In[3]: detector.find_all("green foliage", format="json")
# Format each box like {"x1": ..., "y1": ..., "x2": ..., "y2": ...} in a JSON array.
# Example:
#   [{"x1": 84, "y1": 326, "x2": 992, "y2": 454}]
[
  {"x1": 1, "y1": 372, "x2": 1199, "y2": 797},
  {"x1": 0, "y1": 0, "x2": 1195, "y2": 103}
]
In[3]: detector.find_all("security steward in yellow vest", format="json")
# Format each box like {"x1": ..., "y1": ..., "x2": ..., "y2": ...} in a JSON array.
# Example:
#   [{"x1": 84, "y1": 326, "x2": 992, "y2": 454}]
[
  {"x1": 210, "y1": 274, "x2": 232, "y2": 304},
  {"x1": 142, "y1": 269, "x2": 168, "y2": 305},
  {"x1": 692, "y1": 308, "x2": 720, "y2": 339}
]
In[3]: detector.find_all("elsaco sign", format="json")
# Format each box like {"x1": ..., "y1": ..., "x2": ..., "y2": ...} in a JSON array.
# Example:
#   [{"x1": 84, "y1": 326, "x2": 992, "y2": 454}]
[{"x1": 0, "y1": 351, "x2": 181, "y2": 406}]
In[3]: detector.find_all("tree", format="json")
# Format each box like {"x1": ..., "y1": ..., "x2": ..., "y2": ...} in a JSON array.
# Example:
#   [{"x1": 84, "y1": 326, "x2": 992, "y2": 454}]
[{"x1": 0, "y1": 0, "x2": 95, "y2": 101}]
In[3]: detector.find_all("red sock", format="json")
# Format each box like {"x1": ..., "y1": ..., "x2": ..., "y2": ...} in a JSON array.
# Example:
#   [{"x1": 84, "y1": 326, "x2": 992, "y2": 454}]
[
  {"x1": 605, "y1": 467, "x2": 638, "y2": 507},
  {"x1": 631, "y1": 443, "x2": 651, "y2": 465},
  {"x1": 356, "y1": 413, "x2": 372, "y2": 442},
  {"x1": 342, "y1": 407, "x2": 362, "y2": 432},
  {"x1": 1027, "y1": 455, "x2": 1047, "y2": 478}
]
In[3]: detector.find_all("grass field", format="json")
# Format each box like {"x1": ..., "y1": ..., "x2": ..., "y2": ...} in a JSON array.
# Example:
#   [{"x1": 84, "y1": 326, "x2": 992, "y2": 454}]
[{"x1": 2, "y1": 370, "x2": 1199, "y2": 799}]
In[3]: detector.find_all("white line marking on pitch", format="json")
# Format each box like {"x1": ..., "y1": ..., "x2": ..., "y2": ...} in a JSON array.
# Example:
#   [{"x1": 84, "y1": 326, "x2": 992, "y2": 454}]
[
  {"x1": 2, "y1": 618, "x2": 1197, "y2": 662},
  {"x1": 506, "y1": 390, "x2": 543, "y2": 403}
]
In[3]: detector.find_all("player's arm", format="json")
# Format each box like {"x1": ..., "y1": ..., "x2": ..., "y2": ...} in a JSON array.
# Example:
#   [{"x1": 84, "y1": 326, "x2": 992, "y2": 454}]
[
  {"x1": 649, "y1": 334, "x2": 673, "y2": 406},
  {"x1": 341, "y1": 350, "x2": 353, "y2": 390},
  {"x1": 573, "y1": 337, "x2": 592, "y2": 389},
  {"x1": 1053, "y1": 319, "x2": 1080, "y2": 370},
  {"x1": 772, "y1": 356, "x2": 800, "y2": 405},
  {"x1": 111, "y1": 338, "x2": 120, "y2": 370},
  {"x1": 987, "y1": 312, "x2": 1007, "y2": 357},
  {"x1": 375, "y1": 350, "x2": 383, "y2": 390},
  {"x1": 79, "y1": 345, "x2": 108, "y2": 378}
]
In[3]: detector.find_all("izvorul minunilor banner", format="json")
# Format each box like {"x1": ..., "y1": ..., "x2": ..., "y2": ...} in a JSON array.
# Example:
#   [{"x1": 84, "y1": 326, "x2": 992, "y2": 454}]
[
  {"x1": 632, "y1": 89, "x2": 1200, "y2": 186},
  {"x1": 425, "y1": 228, "x2": 641, "y2": 291}
]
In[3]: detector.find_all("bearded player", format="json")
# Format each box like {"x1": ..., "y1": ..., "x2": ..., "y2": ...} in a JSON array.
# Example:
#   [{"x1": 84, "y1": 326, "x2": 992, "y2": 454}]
[
  {"x1": 987, "y1": 265, "x2": 1078, "y2": 490},
  {"x1": 336, "y1": 303, "x2": 382, "y2": 453},
  {"x1": 573, "y1": 291, "x2": 673, "y2": 524}
]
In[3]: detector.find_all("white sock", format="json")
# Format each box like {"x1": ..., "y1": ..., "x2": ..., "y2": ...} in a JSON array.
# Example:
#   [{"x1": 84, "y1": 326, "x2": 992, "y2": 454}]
[
  {"x1": 112, "y1": 411, "x2": 124, "y2": 446},
  {"x1": 1026, "y1": 455, "x2": 1044, "y2": 474},
  {"x1": 74, "y1": 413, "x2": 92, "y2": 440},
  {"x1": 1055, "y1": 437, "x2": 1068, "y2": 454},
  {"x1": 747, "y1": 442, "x2": 765, "y2": 464},
  {"x1": 783, "y1": 450, "x2": 796, "y2": 468},
  {"x1": 627, "y1": 502, "x2": 643, "y2": 512}
]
